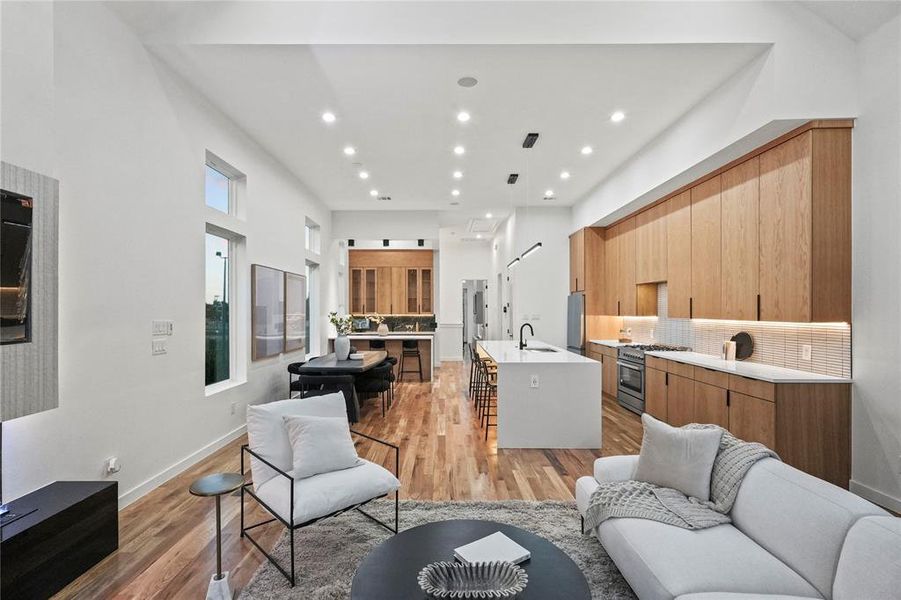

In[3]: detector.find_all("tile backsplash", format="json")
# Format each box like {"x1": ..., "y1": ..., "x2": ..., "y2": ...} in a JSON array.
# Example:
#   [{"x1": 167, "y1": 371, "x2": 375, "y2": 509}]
[{"x1": 622, "y1": 284, "x2": 851, "y2": 378}]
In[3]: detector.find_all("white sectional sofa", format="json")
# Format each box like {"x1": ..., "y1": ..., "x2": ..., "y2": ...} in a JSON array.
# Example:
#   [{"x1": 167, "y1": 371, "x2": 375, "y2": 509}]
[{"x1": 576, "y1": 455, "x2": 901, "y2": 600}]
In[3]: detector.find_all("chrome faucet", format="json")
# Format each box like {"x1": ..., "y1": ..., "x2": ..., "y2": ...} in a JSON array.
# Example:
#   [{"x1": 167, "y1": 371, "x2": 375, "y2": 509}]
[{"x1": 519, "y1": 323, "x2": 534, "y2": 350}]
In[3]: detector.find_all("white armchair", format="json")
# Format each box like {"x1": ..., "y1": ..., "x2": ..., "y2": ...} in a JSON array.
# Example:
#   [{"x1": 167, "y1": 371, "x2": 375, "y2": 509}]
[{"x1": 241, "y1": 393, "x2": 400, "y2": 587}]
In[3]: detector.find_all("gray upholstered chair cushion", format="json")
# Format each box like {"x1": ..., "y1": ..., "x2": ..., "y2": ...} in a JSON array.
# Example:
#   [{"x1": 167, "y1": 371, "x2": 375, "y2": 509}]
[
  {"x1": 597, "y1": 518, "x2": 822, "y2": 600},
  {"x1": 832, "y1": 516, "x2": 901, "y2": 600},
  {"x1": 730, "y1": 458, "x2": 887, "y2": 599},
  {"x1": 676, "y1": 594, "x2": 820, "y2": 600}
]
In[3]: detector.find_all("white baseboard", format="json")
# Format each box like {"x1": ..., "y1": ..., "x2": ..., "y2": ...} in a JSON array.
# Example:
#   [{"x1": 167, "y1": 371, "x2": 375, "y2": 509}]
[
  {"x1": 850, "y1": 479, "x2": 901, "y2": 513},
  {"x1": 117, "y1": 424, "x2": 247, "y2": 509}
]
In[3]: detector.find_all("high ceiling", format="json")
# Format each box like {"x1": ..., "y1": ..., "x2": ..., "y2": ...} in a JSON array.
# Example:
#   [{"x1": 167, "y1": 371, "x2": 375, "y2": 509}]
[{"x1": 150, "y1": 43, "x2": 766, "y2": 214}]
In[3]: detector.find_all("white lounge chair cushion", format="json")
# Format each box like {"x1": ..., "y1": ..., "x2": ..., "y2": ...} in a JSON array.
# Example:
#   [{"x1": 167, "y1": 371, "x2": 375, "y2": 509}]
[
  {"x1": 254, "y1": 459, "x2": 400, "y2": 525},
  {"x1": 598, "y1": 517, "x2": 822, "y2": 600},
  {"x1": 246, "y1": 393, "x2": 348, "y2": 489},
  {"x1": 676, "y1": 594, "x2": 820, "y2": 600},
  {"x1": 284, "y1": 415, "x2": 363, "y2": 479}
]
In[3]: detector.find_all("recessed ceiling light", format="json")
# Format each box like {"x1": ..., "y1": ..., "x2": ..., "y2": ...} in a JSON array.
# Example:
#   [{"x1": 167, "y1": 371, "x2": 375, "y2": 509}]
[
  {"x1": 359, "y1": 171, "x2": 369, "y2": 179},
  {"x1": 560, "y1": 171, "x2": 571, "y2": 180},
  {"x1": 451, "y1": 189, "x2": 460, "y2": 197},
  {"x1": 322, "y1": 111, "x2": 336, "y2": 123},
  {"x1": 545, "y1": 189, "x2": 554, "y2": 197},
  {"x1": 610, "y1": 110, "x2": 626, "y2": 123},
  {"x1": 453, "y1": 170, "x2": 463, "y2": 179},
  {"x1": 369, "y1": 189, "x2": 378, "y2": 197},
  {"x1": 485, "y1": 212, "x2": 493, "y2": 218},
  {"x1": 343, "y1": 146, "x2": 356, "y2": 156},
  {"x1": 457, "y1": 76, "x2": 478, "y2": 88},
  {"x1": 581, "y1": 146, "x2": 593, "y2": 155},
  {"x1": 454, "y1": 145, "x2": 465, "y2": 155},
  {"x1": 476, "y1": 234, "x2": 482, "y2": 239},
  {"x1": 457, "y1": 111, "x2": 471, "y2": 123}
]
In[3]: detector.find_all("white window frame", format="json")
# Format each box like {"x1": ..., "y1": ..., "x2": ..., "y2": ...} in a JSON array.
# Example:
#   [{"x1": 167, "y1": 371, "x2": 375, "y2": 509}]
[
  {"x1": 305, "y1": 217, "x2": 321, "y2": 255},
  {"x1": 306, "y1": 260, "x2": 320, "y2": 360},
  {"x1": 205, "y1": 150, "x2": 247, "y2": 220}
]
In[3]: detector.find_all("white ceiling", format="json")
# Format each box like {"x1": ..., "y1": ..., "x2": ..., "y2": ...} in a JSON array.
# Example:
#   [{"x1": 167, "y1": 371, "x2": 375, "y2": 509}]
[
  {"x1": 151, "y1": 43, "x2": 766, "y2": 214},
  {"x1": 801, "y1": 1, "x2": 900, "y2": 40}
]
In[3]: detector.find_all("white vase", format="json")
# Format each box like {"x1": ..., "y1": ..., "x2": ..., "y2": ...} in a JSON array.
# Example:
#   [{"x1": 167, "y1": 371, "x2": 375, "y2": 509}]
[
  {"x1": 335, "y1": 335, "x2": 351, "y2": 360},
  {"x1": 377, "y1": 323, "x2": 389, "y2": 336}
]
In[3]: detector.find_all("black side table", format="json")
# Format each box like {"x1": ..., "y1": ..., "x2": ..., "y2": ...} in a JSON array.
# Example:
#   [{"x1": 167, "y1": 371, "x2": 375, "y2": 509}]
[{"x1": 190, "y1": 472, "x2": 244, "y2": 599}]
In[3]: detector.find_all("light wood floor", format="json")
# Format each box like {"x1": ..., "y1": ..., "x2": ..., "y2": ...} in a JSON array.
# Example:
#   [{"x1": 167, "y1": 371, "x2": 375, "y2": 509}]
[{"x1": 55, "y1": 360, "x2": 641, "y2": 599}]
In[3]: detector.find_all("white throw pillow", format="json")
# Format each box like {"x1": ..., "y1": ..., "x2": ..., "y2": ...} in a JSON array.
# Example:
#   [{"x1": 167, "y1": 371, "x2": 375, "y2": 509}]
[
  {"x1": 283, "y1": 415, "x2": 364, "y2": 479},
  {"x1": 634, "y1": 413, "x2": 723, "y2": 501},
  {"x1": 245, "y1": 393, "x2": 348, "y2": 489}
]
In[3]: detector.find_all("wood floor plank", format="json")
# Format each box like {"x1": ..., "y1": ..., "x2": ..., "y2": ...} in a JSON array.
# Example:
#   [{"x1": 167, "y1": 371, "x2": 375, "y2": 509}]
[{"x1": 54, "y1": 360, "x2": 642, "y2": 598}]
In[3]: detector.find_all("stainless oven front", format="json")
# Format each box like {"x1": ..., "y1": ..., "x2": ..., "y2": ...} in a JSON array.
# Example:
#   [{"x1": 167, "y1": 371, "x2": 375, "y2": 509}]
[{"x1": 617, "y1": 359, "x2": 645, "y2": 414}]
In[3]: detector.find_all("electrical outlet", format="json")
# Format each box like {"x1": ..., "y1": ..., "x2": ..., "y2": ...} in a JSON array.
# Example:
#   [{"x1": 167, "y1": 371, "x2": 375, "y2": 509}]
[
  {"x1": 230, "y1": 401, "x2": 237, "y2": 416},
  {"x1": 530, "y1": 374, "x2": 540, "y2": 388},
  {"x1": 801, "y1": 345, "x2": 812, "y2": 361},
  {"x1": 106, "y1": 456, "x2": 120, "y2": 474},
  {"x1": 650, "y1": 329, "x2": 655, "y2": 339},
  {"x1": 152, "y1": 339, "x2": 167, "y2": 355}
]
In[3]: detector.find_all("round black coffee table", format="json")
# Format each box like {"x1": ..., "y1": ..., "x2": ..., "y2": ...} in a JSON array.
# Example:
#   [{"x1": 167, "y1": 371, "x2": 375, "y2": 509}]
[{"x1": 350, "y1": 519, "x2": 590, "y2": 599}]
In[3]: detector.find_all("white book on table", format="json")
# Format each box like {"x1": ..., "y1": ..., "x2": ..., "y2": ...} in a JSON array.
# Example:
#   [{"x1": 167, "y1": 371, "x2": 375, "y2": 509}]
[{"x1": 453, "y1": 532, "x2": 530, "y2": 565}]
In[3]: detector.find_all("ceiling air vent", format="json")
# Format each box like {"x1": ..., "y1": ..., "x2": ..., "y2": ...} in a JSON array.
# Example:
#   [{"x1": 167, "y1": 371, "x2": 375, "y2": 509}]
[
  {"x1": 522, "y1": 133, "x2": 539, "y2": 148},
  {"x1": 377, "y1": 195, "x2": 392, "y2": 201},
  {"x1": 507, "y1": 173, "x2": 519, "y2": 185}
]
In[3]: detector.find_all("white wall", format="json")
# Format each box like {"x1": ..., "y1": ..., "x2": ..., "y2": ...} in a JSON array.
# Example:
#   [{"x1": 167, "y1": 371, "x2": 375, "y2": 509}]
[
  {"x1": 849, "y1": 15, "x2": 901, "y2": 511},
  {"x1": 436, "y1": 228, "x2": 491, "y2": 361},
  {"x1": 1, "y1": 2, "x2": 332, "y2": 506},
  {"x1": 489, "y1": 207, "x2": 571, "y2": 349},
  {"x1": 332, "y1": 210, "x2": 439, "y2": 242}
]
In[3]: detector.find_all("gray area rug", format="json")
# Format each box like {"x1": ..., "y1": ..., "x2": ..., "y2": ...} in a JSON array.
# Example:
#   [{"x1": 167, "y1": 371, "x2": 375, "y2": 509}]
[{"x1": 239, "y1": 500, "x2": 636, "y2": 599}]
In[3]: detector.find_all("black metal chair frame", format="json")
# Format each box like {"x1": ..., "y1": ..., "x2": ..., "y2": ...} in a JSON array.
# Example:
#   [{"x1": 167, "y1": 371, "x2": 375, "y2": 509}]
[
  {"x1": 240, "y1": 430, "x2": 399, "y2": 587},
  {"x1": 399, "y1": 340, "x2": 423, "y2": 382},
  {"x1": 476, "y1": 358, "x2": 498, "y2": 440}
]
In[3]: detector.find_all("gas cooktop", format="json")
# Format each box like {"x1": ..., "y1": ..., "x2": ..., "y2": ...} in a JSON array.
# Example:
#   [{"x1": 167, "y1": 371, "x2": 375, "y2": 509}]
[{"x1": 618, "y1": 343, "x2": 692, "y2": 363}]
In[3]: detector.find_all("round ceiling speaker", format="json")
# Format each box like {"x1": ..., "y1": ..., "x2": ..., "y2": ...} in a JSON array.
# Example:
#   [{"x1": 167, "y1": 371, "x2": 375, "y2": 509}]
[{"x1": 457, "y1": 76, "x2": 478, "y2": 88}]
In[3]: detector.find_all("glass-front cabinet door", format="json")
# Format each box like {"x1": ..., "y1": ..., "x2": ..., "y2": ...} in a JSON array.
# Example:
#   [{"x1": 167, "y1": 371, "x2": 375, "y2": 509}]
[
  {"x1": 364, "y1": 268, "x2": 377, "y2": 314},
  {"x1": 420, "y1": 268, "x2": 432, "y2": 313},
  {"x1": 407, "y1": 268, "x2": 419, "y2": 313},
  {"x1": 350, "y1": 268, "x2": 363, "y2": 314}
]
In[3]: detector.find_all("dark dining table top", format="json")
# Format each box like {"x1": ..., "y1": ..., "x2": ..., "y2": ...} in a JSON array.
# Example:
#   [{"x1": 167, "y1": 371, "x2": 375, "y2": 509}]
[{"x1": 296, "y1": 351, "x2": 387, "y2": 373}]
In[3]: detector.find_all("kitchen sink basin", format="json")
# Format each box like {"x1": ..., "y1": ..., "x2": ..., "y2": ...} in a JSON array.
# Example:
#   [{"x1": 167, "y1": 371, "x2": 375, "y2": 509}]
[{"x1": 523, "y1": 347, "x2": 557, "y2": 352}]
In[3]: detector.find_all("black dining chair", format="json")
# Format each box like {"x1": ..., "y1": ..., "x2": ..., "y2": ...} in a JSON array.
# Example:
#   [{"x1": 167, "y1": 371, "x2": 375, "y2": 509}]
[
  {"x1": 354, "y1": 362, "x2": 392, "y2": 417},
  {"x1": 295, "y1": 373, "x2": 360, "y2": 422}
]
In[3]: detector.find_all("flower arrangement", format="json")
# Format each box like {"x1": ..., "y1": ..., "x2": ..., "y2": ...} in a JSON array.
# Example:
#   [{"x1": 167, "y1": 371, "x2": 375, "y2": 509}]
[
  {"x1": 329, "y1": 312, "x2": 353, "y2": 335},
  {"x1": 367, "y1": 313, "x2": 386, "y2": 325}
]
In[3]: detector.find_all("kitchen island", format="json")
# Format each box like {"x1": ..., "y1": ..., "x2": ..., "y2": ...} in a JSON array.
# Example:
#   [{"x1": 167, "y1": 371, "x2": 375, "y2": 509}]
[
  {"x1": 477, "y1": 340, "x2": 601, "y2": 449},
  {"x1": 329, "y1": 332, "x2": 435, "y2": 381}
]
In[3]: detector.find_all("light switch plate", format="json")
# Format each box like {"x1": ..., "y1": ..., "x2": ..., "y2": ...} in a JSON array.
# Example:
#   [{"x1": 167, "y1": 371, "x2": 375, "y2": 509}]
[
  {"x1": 152, "y1": 320, "x2": 174, "y2": 336},
  {"x1": 530, "y1": 374, "x2": 540, "y2": 388},
  {"x1": 801, "y1": 345, "x2": 812, "y2": 361},
  {"x1": 152, "y1": 339, "x2": 167, "y2": 355}
]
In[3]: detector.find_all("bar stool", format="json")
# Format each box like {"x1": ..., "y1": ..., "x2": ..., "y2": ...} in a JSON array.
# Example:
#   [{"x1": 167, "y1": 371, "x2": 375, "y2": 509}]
[
  {"x1": 476, "y1": 359, "x2": 498, "y2": 441},
  {"x1": 399, "y1": 339, "x2": 423, "y2": 382}
]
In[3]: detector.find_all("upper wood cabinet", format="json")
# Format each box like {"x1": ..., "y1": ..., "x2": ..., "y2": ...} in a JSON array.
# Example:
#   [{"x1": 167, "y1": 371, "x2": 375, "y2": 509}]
[
  {"x1": 348, "y1": 250, "x2": 434, "y2": 315},
  {"x1": 569, "y1": 229, "x2": 585, "y2": 292},
  {"x1": 636, "y1": 202, "x2": 667, "y2": 284},
  {"x1": 758, "y1": 129, "x2": 851, "y2": 323},
  {"x1": 691, "y1": 176, "x2": 723, "y2": 319},
  {"x1": 603, "y1": 218, "x2": 638, "y2": 316},
  {"x1": 666, "y1": 191, "x2": 692, "y2": 318},
  {"x1": 721, "y1": 157, "x2": 760, "y2": 320},
  {"x1": 603, "y1": 224, "x2": 620, "y2": 316}
]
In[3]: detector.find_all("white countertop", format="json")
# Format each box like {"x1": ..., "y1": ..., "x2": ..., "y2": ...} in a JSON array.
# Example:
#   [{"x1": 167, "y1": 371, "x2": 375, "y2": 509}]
[
  {"x1": 589, "y1": 339, "x2": 628, "y2": 348},
  {"x1": 329, "y1": 332, "x2": 434, "y2": 341},
  {"x1": 645, "y1": 350, "x2": 851, "y2": 383},
  {"x1": 478, "y1": 340, "x2": 599, "y2": 364}
]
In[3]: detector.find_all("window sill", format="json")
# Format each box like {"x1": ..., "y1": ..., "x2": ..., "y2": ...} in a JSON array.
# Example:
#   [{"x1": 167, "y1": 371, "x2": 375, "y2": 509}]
[{"x1": 205, "y1": 378, "x2": 247, "y2": 397}]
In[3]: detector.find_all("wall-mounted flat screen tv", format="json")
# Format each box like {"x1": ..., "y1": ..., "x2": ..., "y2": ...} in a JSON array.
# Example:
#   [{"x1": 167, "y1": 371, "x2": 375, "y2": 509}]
[{"x1": 1, "y1": 189, "x2": 33, "y2": 344}]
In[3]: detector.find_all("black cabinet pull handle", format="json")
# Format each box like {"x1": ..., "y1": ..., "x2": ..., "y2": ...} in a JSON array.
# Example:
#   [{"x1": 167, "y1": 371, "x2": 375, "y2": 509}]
[
  {"x1": 689, "y1": 297, "x2": 693, "y2": 319},
  {"x1": 665, "y1": 372, "x2": 669, "y2": 385},
  {"x1": 757, "y1": 294, "x2": 761, "y2": 321},
  {"x1": 726, "y1": 389, "x2": 731, "y2": 407}
]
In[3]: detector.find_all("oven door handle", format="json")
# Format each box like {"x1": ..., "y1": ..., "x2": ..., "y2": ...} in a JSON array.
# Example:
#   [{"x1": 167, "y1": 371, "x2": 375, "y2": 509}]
[{"x1": 617, "y1": 360, "x2": 645, "y2": 371}]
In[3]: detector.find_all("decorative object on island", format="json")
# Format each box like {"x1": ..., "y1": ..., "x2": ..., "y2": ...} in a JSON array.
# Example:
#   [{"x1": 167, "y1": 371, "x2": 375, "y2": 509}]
[
  {"x1": 417, "y1": 561, "x2": 528, "y2": 599},
  {"x1": 330, "y1": 312, "x2": 354, "y2": 360},
  {"x1": 284, "y1": 271, "x2": 307, "y2": 354},
  {"x1": 368, "y1": 314, "x2": 389, "y2": 336},
  {"x1": 252, "y1": 264, "x2": 285, "y2": 360}
]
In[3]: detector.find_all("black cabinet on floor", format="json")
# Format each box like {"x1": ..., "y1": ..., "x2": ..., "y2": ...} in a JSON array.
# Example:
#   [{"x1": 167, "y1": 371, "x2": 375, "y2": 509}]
[{"x1": 1, "y1": 481, "x2": 118, "y2": 599}]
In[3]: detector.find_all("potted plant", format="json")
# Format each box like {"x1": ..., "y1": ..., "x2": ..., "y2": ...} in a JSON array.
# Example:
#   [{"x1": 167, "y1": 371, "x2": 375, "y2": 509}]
[
  {"x1": 329, "y1": 312, "x2": 354, "y2": 360},
  {"x1": 369, "y1": 313, "x2": 389, "y2": 336}
]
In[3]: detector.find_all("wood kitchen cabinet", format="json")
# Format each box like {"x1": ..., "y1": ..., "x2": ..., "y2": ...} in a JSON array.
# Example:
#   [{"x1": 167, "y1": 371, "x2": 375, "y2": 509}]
[
  {"x1": 728, "y1": 391, "x2": 775, "y2": 448},
  {"x1": 693, "y1": 380, "x2": 729, "y2": 428},
  {"x1": 569, "y1": 229, "x2": 585, "y2": 292},
  {"x1": 602, "y1": 353, "x2": 618, "y2": 399},
  {"x1": 666, "y1": 191, "x2": 692, "y2": 318},
  {"x1": 758, "y1": 128, "x2": 851, "y2": 323},
  {"x1": 349, "y1": 267, "x2": 378, "y2": 313},
  {"x1": 348, "y1": 250, "x2": 435, "y2": 314},
  {"x1": 404, "y1": 267, "x2": 433, "y2": 314},
  {"x1": 690, "y1": 175, "x2": 722, "y2": 319},
  {"x1": 376, "y1": 267, "x2": 392, "y2": 314},
  {"x1": 721, "y1": 158, "x2": 760, "y2": 320},
  {"x1": 350, "y1": 268, "x2": 364, "y2": 313},
  {"x1": 645, "y1": 367, "x2": 667, "y2": 421},
  {"x1": 604, "y1": 218, "x2": 637, "y2": 316},
  {"x1": 636, "y1": 202, "x2": 667, "y2": 284},
  {"x1": 665, "y1": 373, "x2": 695, "y2": 427},
  {"x1": 390, "y1": 267, "x2": 406, "y2": 314}
]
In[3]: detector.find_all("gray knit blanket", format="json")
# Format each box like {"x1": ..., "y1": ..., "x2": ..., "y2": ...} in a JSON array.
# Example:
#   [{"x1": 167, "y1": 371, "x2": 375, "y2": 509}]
[{"x1": 584, "y1": 426, "x2": 779, "y2": 531}]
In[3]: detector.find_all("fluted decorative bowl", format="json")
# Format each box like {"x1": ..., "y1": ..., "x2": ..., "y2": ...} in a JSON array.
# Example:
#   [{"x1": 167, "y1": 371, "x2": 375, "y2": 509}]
[{"x1": 417, "y1": 561, "x2": 528, "y2": 598}]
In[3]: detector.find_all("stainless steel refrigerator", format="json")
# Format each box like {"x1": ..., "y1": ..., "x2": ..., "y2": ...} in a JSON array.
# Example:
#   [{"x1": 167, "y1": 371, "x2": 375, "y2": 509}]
[{"x1": 567, "y1": 292, "x2": 586, "y2": 355}]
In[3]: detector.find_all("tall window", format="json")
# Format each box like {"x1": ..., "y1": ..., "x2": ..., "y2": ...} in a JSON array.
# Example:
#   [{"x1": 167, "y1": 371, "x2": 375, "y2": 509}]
[
  {"x1": 306, "y1": 261, "x2": 319, "y2": 359},
  {"x1": 305, "y1": 218, "x2": 321, "y2": 254},
  {"x1": 205, "y1": 164, "x2": 230, "y2": 213},
  {"x1": 205, "y1": 233, "x2": 230, "y2": 385}
]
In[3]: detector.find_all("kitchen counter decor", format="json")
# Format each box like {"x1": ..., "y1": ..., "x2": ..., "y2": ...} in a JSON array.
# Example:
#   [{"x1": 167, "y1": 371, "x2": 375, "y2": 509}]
[{"x1": 329, "y1": 312, "x2": 353, "y2": 360}]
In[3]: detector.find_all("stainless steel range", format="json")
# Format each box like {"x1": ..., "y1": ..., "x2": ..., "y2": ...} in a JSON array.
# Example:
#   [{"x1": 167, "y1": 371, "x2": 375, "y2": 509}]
[{"x1": 617, "y1": 344, "x2": 690, "y2": 415}]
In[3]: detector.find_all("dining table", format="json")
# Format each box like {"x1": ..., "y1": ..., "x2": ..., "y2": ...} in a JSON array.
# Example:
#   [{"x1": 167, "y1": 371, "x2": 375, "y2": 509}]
[{"x1": 292, "y1": 350, "x2": 388, "y2": 421}]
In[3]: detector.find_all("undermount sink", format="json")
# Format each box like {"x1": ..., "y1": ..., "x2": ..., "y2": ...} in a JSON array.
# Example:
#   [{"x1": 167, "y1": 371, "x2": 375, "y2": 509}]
[{"x1": 522, "y1": 347, "x2": 557, "y2": 352}]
